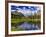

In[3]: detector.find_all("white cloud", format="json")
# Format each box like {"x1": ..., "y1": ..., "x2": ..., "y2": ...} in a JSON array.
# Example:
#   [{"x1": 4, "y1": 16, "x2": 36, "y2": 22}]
[
  {"x1": 17, "y1": 9, "x2": 32, "y2": 16},
  {"x1": 23, "y1": 7, "x2": 26, "y2": 10},
  {"x1": 11, "y1": 10, "x2": 16, "y2": 12},
  {"x1": 28, "y1": 6, "x2": 31, "y2": 8},
  {"x1": 11, "y1": 6, "x2": 40, "y2": 16}
]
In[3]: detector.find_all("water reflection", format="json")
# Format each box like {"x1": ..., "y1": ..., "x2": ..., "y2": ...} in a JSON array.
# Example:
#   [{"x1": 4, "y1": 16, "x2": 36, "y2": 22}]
[{"x1": 11, "y1": 22, "x2": 41, "y2": 31}]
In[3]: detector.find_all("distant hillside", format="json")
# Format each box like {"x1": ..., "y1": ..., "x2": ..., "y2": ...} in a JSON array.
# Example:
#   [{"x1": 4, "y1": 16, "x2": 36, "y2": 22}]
[{"x1": 11, "y1": 11, "x2": 24, "y2": 18}]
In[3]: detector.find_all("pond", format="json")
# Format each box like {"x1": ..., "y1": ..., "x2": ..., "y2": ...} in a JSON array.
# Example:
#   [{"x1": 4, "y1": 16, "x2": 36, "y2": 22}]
[{"x1": 11, "y1": 22, "x2": 41, "y2": 31}]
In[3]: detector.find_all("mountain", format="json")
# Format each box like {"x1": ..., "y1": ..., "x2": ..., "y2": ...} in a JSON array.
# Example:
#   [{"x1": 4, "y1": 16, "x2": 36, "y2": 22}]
[{"x1": 11, "y1": 11, "x2": 24, "y2": 18}]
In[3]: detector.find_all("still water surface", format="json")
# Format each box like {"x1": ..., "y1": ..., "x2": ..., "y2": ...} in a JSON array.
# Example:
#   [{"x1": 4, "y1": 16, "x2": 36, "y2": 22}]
[
  {"x1": 12, "y1": 22, "x2": 41, "y2": 30},
  {"x1": 17, "y1": 22, "x2": 40, "y2": 30}
]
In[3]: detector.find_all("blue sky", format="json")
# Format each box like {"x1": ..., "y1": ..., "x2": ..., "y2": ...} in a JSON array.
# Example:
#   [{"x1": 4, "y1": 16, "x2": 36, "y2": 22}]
[
  {"x1": 11, "y1": 5, "x2": 40, "y2": 16},
  {"x1": 11, "y1": 5, "x2": 38, "y2": 11}
]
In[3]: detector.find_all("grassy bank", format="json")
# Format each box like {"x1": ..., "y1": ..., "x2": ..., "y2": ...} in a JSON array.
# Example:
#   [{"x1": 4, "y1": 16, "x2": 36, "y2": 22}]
[{"x1": 11, "y1": 18, "x2": 40, "y2": 25}]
